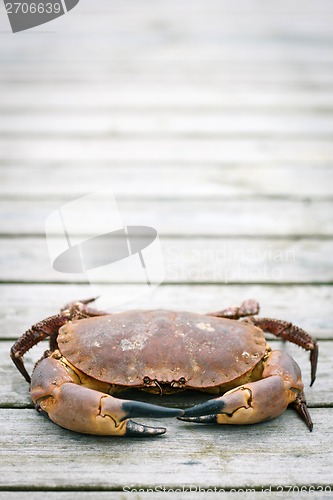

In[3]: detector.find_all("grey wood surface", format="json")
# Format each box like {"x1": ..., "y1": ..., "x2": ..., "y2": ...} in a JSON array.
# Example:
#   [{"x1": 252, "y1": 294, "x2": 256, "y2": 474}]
[
  {"x1": 0, "y1": 0, "x2": 332, "y2": 497},
  {"x1": 1, "y1": 284, "x2": 332, "y2": 338},
  {"x1": 1, "y1": 200, "x2": 333, "y2": 236},
  {"x1": 1, "y1": 236, "x2": 332, "y2": 283}
]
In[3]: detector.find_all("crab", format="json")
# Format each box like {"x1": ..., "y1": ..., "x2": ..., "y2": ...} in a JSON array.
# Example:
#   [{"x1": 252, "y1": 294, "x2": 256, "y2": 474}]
[{"x1": 10, "y1": 298, "x2": 318, "y2": 437}]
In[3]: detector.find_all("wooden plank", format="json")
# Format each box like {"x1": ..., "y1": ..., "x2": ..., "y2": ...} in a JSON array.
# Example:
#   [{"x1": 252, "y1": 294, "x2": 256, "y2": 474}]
[
  {"x1": 0, "y1": 0, "x2": 331, "y2": 494},
  {"x1": 1, "y1": 0, "x2": 332, "y2": 29},
  {"x1": 3, "y1": 60, "x2": 332, "y2": 83},
  {"x1": 0, "y1": 165, "x2": 332, "y2": 198},
  {"x1": 1, "y1": 139, "x2": 333, "y2": 165},
  {"x1": 0, "y1": 86, "x2": 333, "y2": 111},
  {"x1": 1, "y1": 34, "x2": 333, "y2": 69},
  {"x1": 2, "y1": 64, "x2": 333, "y2": 82},
  {"x1": 1, "y1": 199, "x2": 332, "y2": 236},
  {"x1": 2, "y1": 41, "x2": 333, "y2": 68},
  {"x1": 1, "y1": 284, "x2": 332, "y2": 340},
  {"x1": 0, "y1": 63, "x2": 332, "y2": 83},
  {"x1": 3, "y1": 68, "x2": 333, "y2": 85},
  {"x1": 1, "y1": 0, "x2": 332, "y2": 51},
  {"x1": 2, "y1": 86, "x2": 333, "y2": 112},
  {"x1": 0, "y1": 237, "x2": 331, "y2": 284},
  {"x1": 2, "y1": 113, "x2": 333, "y2": 137},
  {"x1": 0, "y1": 1, "x2": 332, "y2": 38},
  {"x1": 0, "y1": 408, "x2": 331, "y2": 489},
  {"x1": 2, "y1": 338, "x2": 329, "y2": 408}
]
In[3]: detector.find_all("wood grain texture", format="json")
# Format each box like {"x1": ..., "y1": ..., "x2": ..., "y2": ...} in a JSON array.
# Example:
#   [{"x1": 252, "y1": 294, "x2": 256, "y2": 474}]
[
  {"x1": 1, "y1": 165, "x2": 332, "y2": 199},
  {"x1": 0, "y1": 284, "x2": 332, "y2": 339},
  {"x1": 2, "y1": 113, "x2": 333, "y2": 137},
  {"x1": 2, "y1": 85, "x2": 333, "y2": 112},
  {"x1": 0, "y1": 408, "x2": 331, "y2": 489},
  {"x1": 1, "y1": 339, "x2": 329, "y2": 408},
  {"x1": 1, "y1": 200, "x2": 333, "y2": 236}
]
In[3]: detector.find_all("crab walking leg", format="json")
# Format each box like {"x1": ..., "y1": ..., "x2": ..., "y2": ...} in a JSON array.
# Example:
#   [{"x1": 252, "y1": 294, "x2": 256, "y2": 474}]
[
  {"x1": 180, "y1": 349, "x2": 313, "y2": 431},
  {"x1": 11, "y1": 299, "x2": 109, "y2": 384},
  {"x1": 250, "y1": 317, "x2": 318, "y2": 385},
  {"x1": 61, "y1": 297, "x2": 110, "y2": 320},
  {"x1": 10, "y1": 314, "x2": 68, "y2": 383},
  {"x1": 31, "y1": 357, "x2": 183, "y2": 437}
]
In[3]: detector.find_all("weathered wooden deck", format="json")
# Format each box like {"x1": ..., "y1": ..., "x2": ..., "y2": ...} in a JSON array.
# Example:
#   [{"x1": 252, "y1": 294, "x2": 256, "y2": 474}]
[{"x1": 1, "y1": 0, "x2": 333, "y2": 497}]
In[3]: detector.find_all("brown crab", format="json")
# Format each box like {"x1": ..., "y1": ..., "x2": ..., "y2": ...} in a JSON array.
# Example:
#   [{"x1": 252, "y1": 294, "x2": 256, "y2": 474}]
[{"x1": 10, "y1": 298, "x2": 318, "y2": 437}]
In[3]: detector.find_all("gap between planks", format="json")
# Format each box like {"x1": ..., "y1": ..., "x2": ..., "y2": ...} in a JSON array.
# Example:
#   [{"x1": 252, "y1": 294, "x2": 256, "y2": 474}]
[
  {"x1": 0, "y1": 237, "x2": 332, "y2": 284},
  {"x1": 0, "y1": 199, "x2": 332, "y2": 237},
  {"x1": 0, "y1": 408, "x2": 331, "y2": 489},
  {"x1": 1, "y1": 283, "x2": 332, "y2": 339}
]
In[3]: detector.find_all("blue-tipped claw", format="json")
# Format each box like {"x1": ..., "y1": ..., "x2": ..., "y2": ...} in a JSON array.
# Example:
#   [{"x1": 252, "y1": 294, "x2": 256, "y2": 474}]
[
  {"x1": 122, "y1": 401, "x2": 183, "y2": 437},
  {"x1": 178, "y1": 414, "x2": 217, "y2": 424},
  {"x1": 180, "y1": 400, "x2": 225, "y2": 418}
]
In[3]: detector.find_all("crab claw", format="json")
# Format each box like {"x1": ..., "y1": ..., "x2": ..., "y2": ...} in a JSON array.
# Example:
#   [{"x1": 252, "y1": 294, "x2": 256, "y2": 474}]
[
  {"x1": 125, "y1": 420, "x2": 167, "y2": 437},
  {"x1": 36, "y1": 383, "x2": 183, "y2": 438},
  {"x1": 179, "y1": 350, "x2": 314, "y2": 431},
  {"x1": 31, "y1": 356, "x2": 183, "y2": 438},
  {"x1": 179, "y1": 414, "x2": 218, "y2": 424},
  {"x1": 117, "y1": 400, "x2": 183, "y2": 437}
]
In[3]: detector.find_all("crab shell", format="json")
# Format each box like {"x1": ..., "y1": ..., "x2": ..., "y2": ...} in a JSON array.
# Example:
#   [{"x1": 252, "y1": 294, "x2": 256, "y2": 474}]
[{"x1": 57, "y1": 309, "x2": 267, "y2": 394}]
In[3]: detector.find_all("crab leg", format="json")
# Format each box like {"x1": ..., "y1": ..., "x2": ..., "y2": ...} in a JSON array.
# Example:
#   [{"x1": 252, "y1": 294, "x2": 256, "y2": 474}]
[
  {"x1": 10, "y1": 314, "x2": 68, "y2": 383},
  {"x1": 31, "y1": 357, "x2": 183, "y2": 437},
  {"x1": 180, "y1": 349, "x2": 313, "y2": 431},
  {"x1": 208, "y1": 305, "x2": 318, "y2": 385},
  {"x1": 207, "y1": 299, "x2": 259, "y2": 320}
]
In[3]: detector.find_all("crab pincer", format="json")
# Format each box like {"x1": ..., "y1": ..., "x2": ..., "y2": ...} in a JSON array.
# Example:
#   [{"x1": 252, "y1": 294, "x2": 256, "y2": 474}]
[{"x1": 31, "y1": 356, "x2": 182, "y2": 437}]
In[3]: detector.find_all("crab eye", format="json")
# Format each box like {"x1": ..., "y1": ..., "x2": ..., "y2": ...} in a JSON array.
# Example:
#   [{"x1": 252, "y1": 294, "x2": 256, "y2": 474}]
[
  {"x1": 143, "y1": 376, "x2": 151, "y2": 385},
  {"x1": 179, "y1": 377, "x2": 186, "y2": 384}
]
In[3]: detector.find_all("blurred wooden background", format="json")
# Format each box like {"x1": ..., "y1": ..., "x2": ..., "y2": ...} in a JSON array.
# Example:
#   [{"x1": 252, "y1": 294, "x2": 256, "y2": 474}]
[{"x1": 0, "y1": 0, "x2": 332, "y2": 497}]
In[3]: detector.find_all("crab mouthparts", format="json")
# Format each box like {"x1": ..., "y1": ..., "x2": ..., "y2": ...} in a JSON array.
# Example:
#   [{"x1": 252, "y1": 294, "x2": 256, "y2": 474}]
[{"x1": 143, "y1": 378, "x2": 187, "y2": 395}]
